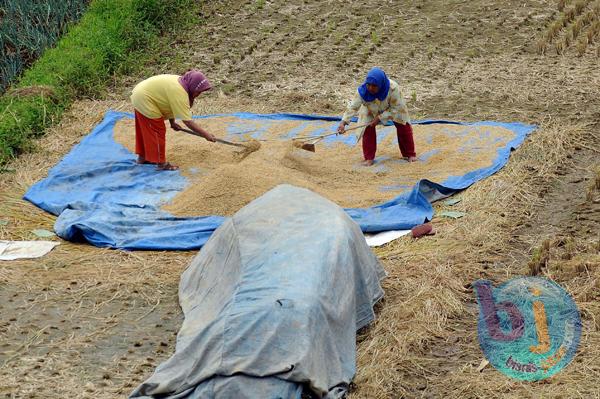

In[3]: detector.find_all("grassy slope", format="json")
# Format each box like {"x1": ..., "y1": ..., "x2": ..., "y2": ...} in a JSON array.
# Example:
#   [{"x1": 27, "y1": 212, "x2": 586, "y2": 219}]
[{"x1": 0, "y1": 0, "x2": 195, "y2": 166}]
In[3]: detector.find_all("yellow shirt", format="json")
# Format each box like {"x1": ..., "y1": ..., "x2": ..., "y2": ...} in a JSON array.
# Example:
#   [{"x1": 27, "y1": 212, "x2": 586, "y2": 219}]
[
  {"x1": 130, "y1": 75, "x2": 192, "y2": 120},
  {"x1": 341, "y1": 79, "x2": 410, "y2": 126}
]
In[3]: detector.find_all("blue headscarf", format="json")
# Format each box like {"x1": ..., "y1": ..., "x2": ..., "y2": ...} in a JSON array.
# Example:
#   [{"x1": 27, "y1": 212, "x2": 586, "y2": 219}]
[{"x1": 358, "y1": 67, "x2": 390, "y2": 102}]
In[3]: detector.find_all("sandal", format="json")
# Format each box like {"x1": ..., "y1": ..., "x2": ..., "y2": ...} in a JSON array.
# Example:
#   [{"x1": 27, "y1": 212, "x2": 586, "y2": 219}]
[{"x1": 157, "y1": 162, "x2": 179, "y2": 171}]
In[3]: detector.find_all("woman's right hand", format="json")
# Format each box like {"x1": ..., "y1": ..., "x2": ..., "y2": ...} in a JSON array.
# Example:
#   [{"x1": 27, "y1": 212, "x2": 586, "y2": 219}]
[
  {"x1": 337, "y1": 122, "x2": 347, "y2": 134},
  {"x1": 204, "y1": 133, "x2": 217, "y2": 142}
]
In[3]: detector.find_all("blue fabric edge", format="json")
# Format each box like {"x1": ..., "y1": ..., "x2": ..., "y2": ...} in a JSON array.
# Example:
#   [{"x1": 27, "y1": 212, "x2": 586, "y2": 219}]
[{"x1": 23, "y1": 110, "x2": 536, "y2": 249}]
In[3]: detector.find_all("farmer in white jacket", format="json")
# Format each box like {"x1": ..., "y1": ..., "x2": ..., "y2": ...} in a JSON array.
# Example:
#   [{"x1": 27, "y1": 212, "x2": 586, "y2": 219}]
[{"x1": 338, "y1": 67, "x2": 417, "y2": 166}]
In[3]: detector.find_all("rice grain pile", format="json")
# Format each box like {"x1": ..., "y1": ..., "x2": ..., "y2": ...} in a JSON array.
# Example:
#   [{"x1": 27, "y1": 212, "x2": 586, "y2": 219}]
[{"x1": 113, "y1": 116, "x2": 516, "y2": 216}]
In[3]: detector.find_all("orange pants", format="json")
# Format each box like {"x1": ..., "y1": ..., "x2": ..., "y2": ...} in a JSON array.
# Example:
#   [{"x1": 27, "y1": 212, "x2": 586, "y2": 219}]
[{"x1": 134, "y1": 110, "x2": 166, "y2": 164}]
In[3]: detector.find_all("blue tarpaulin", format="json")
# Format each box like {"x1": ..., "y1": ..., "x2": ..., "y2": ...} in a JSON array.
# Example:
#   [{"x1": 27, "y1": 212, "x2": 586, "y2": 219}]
[{"x1": 23, "y1": 111, "x2": 535, "y2": 250}]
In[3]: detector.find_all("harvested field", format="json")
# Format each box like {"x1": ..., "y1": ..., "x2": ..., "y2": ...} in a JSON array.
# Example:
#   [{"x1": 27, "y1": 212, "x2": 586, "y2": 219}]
[
  {"x1": 2, "y1": 0, "x2": 600, "y2": 398},
  {"x1": 538, "y1": 0, "x2": 600, "y2": 56}
]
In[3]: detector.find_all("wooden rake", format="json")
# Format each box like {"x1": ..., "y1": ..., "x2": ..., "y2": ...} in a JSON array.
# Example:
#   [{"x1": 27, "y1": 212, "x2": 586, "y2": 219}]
[
  {"x1": 180, "y1": 128, "x2": 255, "y2": 149},
  {"x1": 291, "y1": 123, "x2": 370, "y2": 152}
]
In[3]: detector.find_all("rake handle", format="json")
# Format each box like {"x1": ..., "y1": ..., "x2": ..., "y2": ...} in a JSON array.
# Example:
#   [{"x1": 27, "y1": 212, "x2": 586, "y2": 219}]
[
  {"x1": 293, "y1": 122, "x2": 370, "y2": 141},
  {"x1": 342, "y1": 122, "x2": 371, "y2": 132},
  {"x1": 180, "y1": 128, "x2": 246, "y2": 148},
  {"x1": 215, "y1": 138, "x2": 246, "y2": 148}
]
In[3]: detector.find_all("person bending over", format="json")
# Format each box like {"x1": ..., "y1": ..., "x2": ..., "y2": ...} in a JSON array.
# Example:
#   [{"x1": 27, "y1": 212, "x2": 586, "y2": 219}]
[
  {"x1": 130, "y1": 70, "x2": 216, "y2": 171},
  {"x1": 338, "y1": 67, "x2": 417, "y2": 166}
]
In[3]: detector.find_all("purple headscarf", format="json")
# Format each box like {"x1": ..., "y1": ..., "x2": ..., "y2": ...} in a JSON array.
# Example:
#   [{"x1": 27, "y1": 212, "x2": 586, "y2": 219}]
[{"x1": 178, "y1": 70, "x2": 212, "y2": 106}]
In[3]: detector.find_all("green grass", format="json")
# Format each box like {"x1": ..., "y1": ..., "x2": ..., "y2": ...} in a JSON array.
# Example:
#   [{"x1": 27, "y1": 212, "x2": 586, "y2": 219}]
[
  {"x1": 370, "y1": 31, "x2": 381, "y2": 46},
  {"x1": 0, "y1": 0, "x2": 197, "y2": 166},
  {"x1": 0, "y1": 0, "x2": 89, "y2": 93}
]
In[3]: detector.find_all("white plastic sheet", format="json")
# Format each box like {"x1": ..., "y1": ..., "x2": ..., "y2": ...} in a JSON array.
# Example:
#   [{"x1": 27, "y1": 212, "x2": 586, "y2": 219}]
[{"x1": 0, "y1": 240, "x2": 59, "y2": 261}]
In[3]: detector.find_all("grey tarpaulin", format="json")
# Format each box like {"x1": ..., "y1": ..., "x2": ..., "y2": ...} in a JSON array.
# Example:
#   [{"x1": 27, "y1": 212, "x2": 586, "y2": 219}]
[{"x1": 130, "y1": 184, "x2": 386, "y2": 399}]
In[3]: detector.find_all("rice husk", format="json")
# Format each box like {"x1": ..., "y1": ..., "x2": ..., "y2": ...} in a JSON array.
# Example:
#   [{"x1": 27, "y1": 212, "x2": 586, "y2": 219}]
[{"x1": 113, "y1": 117, "x2": 516, "y2": 216}]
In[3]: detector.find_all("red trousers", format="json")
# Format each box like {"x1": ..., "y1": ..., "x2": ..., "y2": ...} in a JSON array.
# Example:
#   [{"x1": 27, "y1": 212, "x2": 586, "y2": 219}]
[
  {"x1": 362, "y1": 122, "x2": 416, "y2": 161},
  {"x1": 134, "y1": 110, "x2": 166, "y2": 164}
]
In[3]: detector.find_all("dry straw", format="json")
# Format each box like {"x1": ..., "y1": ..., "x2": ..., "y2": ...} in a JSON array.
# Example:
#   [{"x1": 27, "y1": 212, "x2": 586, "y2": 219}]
[
  {"x1": 576, "y1": 35, "x2": 590, "y2": 55},
  {"x1": 349, "y1": 122, "x2": 598, "y2": 398},
  {"x1": 558, "y1": 0, "x2": 569, "y2": 12},
  {"x1": 2, "y1": 98, "x2": 600, "y2": 399},
  {"x1": 2, "y1": 1, "x2": 600, "y2": 396},
  {"x1": 540, "y1": 0, "x2": 600, "y2": 53},
  {"x1": 587, "y1": 20, "x2": 600, "y2": 42}
]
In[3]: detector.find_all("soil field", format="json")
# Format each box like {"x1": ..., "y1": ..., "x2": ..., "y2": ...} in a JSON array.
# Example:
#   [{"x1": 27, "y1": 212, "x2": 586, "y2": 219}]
[{"x1": 1, "y1": 0, "x2": 600, "y2": 398}]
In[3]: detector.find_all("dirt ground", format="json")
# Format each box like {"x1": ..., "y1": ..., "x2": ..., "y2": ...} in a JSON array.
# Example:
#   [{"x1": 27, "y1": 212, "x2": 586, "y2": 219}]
[{"x1": 1, "y1": 0, "x2": 600, "y2": 398}]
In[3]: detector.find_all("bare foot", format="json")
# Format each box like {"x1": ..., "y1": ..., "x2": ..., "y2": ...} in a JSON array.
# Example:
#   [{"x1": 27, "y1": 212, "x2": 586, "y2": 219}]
[
  {"x1": 407, "y1": 156, "x2": 418, "y2": 162},
  {"x1": 156, "y1": 162, "x2": 179, "y2": 171},
  {"x1": 362, "y1": 159, "x2": 375, "y2": 166}
]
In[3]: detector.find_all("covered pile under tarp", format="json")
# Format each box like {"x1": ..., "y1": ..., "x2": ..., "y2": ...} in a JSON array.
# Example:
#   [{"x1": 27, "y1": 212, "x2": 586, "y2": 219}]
[{"x1": 130, "y1": 184, "x2": 386, "y2": 399}]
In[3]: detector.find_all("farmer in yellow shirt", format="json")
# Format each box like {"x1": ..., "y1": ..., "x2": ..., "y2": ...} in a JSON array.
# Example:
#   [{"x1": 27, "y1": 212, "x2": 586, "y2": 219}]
[
  {"x1": 130, "y1": 70, "x2": 216, "y2": 171},
  {"x1": 338, "y1": 67, "x2": 417, "y2": 166}
]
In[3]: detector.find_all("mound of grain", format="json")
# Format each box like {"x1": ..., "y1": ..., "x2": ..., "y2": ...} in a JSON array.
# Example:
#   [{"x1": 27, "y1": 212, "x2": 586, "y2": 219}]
[{"x1": 113, "y1": 116, "x2": 515, "y2": 216}]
